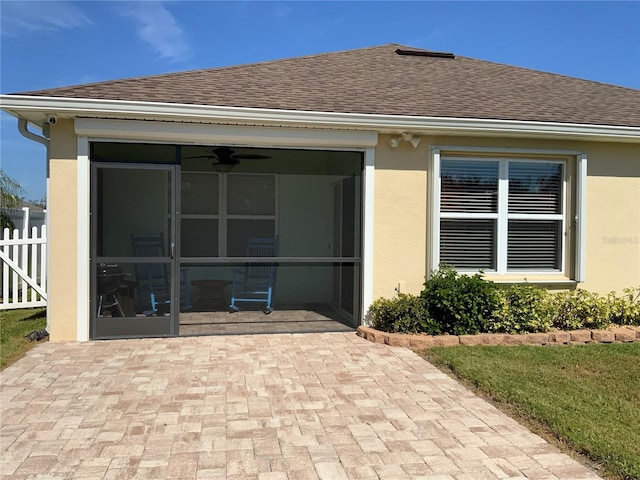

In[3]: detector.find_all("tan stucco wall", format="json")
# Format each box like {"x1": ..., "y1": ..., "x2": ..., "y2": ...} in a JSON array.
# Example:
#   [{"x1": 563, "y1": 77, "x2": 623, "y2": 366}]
[
  {"x1": 582, "y1": 142, "x2": 640, "y2": 294},
  {"x1": 372, "y1": 135, "x2": 640, "y2": 300},
  {"x1": 48, "y1": 119, "x2": 78, "y2": 341},
  {"x1": 42, "y1": 125, "x2": 638, "y2": 340},
  {"x1": 373, "y1": 139, "x2": 428, "y2": 299}
]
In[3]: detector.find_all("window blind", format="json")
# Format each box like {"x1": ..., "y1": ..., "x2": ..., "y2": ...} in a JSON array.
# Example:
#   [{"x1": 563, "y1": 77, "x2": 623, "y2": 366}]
[
  {"x1": 508, "y1": 162, "x2": 562, "y2": 214},
  {"x1": 507, "y1": 220, "x2": 562, "y2": 270},
  {"x1": 440, "y1": 219, "x2": 496, "y2": 270},
  {"x1": 441, "y1": 160, "x2": 498, "y2": 213}
]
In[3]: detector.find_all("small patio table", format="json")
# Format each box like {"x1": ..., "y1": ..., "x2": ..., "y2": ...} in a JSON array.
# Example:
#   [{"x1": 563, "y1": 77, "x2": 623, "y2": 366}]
[{"x1": 191, "y1": 279, "x2": 232, "y2": 309}]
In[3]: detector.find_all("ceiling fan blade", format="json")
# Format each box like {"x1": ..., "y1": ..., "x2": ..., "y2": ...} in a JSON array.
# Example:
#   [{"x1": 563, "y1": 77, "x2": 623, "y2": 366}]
[
  {"x1": 182, "y1": 148, "x2": 270, "y2": 162},
  {"x1": 234, "y1": 154, "x2": 271, "y2": 160}
]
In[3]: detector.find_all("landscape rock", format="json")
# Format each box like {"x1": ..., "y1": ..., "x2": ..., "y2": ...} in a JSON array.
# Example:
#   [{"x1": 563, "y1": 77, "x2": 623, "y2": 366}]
[
  {"x1": 569, "y1": 330, "x2": 592, "y2": 343},
  {"x1": 432, "y1": 335, "x2": 460, "y2": 347},
  {"x1": 459, "y1": 335, "x2": 485, "y2": 346},
  {"x1": 524, "y1": 333, "x2": 549, "y2": 345},
  {"x1": 502, "y1": 334, "x2": 525, "y2": 345},
  {"x1": 611, "y1": 327, "x2": 637, "y2": 342},
  {"x1": 358, "y1": 325, "x2": 640, "y2": 349},
  {"x1": 410, "y1": 335, "x2": 436, "y2": 349},
  {"x1": 591, "y1": 330, "x2": 615, "y2": 343},
  {"x1": 549, "y1": 331, "x2": 571, "y2": 344}
]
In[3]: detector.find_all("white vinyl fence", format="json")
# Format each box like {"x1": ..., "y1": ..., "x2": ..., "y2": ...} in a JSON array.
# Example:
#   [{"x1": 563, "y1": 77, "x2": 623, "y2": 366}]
[{"x1": 0, "y1": 224, "x2": 47, "y2": 310}]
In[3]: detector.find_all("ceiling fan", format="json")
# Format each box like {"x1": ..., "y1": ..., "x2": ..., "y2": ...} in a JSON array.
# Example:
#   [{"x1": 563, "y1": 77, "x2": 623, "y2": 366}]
[{"x1": 182, "y1": 146, "x2": 270, "y2": 171}]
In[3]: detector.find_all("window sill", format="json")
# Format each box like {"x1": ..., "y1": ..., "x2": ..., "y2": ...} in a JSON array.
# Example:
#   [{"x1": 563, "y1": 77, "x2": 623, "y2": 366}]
[{"x1": 485, "y1": 276, "x2": 577, "y2": 287}]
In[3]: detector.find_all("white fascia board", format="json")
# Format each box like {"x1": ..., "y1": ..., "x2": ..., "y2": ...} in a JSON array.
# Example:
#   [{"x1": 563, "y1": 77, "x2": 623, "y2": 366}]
[
  {"x1": 2, "y1": 94, "x2": 640, "y2": 143},
  {"x1": 74, "y1": 118, "x2": 378, "y2": 148}
]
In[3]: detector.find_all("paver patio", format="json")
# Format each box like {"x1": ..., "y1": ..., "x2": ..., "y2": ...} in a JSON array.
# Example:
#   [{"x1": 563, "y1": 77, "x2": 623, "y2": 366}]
[{"x1": 1, "y1": 333, "x2": 601, "y2": 479}]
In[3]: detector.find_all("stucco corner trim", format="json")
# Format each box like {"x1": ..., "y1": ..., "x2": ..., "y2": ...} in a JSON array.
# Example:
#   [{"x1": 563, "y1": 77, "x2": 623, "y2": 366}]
[
  {"x1": 361, "y1": 147, "x2": 375, "y2": 322},
  {"x1": 76, "y1": 136, "x2": 90, "y2": 341}
]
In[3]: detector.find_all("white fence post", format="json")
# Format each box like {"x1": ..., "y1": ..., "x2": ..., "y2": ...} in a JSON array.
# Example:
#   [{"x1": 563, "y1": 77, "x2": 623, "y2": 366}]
[
  {"x1": 0, "y1": 224, "x2": 48, "y2": 310},
  {"x1": 22, "y1": 208, "x2": 29, "y2": 303}
]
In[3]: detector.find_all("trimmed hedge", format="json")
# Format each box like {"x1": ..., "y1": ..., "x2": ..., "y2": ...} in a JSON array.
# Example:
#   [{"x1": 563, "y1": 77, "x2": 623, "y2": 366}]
[
  {"x1": 550, "y1": 289, "x2": 611, "y2": 330},
  {"x1": 369, "y1": 293, "x2": 441, "y2": 335},
  {"x1": 608, "y1": 287, "x2": 640, "y2": 325},
  {"x1": 368, "y1": 267, "x2": 640, "y2": 335},
  {"x1": 491, "y1": 284, "x2": 553, "y2": 334},
  {"x1": 420, "y1": 266, "x2": 498, "y2": 335}
]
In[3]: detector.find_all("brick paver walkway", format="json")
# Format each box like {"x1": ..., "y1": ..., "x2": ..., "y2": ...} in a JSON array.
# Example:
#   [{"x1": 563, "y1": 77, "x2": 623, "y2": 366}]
[{"x1": 1, "y1": 333, "x2": 601, "y2": 479}]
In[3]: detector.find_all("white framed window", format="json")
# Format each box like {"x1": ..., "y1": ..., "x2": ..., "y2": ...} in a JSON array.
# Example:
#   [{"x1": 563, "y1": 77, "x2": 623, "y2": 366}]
[
  {"x1": 434, "y1": 154, "x2": 568, "y2": 275},
  {"x1": 225, "y1": 173, "x2": 276, "y2": 257},
  {"x1": 180, "y1": 172, "x2": 277, "y2": 257}
]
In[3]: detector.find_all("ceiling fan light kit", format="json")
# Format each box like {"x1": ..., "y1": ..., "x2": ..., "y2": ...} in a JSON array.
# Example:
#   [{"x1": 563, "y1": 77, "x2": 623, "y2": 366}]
[{"x1": 212, "y1": 163, "x2": 234, "y2": 173}]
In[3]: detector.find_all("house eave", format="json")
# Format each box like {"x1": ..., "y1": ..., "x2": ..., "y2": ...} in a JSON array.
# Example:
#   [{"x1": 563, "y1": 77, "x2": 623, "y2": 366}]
[{"x1": 2, "y1": 94, "x2": 639, "y2": 144}]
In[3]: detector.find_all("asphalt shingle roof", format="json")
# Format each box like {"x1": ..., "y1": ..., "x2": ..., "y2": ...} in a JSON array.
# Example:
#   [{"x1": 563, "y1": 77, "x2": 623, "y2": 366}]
[{"x1": 11, "y1": 44, "x2": 640, "y2": 127}]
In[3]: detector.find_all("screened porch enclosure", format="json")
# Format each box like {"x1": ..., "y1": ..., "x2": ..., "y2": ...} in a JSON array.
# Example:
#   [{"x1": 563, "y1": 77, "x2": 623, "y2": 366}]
[{"x1": 90, "y1": 142, "x2": 363, "y2": 339}]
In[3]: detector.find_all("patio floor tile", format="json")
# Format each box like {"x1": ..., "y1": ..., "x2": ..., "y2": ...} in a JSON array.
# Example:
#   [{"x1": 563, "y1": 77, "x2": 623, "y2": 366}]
[{"x1": 0, "y1": 333, "x2": 602, "y2": 479}]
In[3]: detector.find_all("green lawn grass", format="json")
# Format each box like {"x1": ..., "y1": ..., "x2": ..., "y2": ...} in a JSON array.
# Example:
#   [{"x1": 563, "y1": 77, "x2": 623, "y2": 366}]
[
  {"x1": 422, "y1": 344, "x2": 640, "y2": 480},
  {"x1": 0, "y1": 308, "x2": 47, "y2": 370}
]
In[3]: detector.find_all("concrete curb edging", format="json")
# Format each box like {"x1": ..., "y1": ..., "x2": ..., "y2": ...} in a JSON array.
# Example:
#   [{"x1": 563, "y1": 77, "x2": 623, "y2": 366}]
[{"x1": 356, "y1": 325, "x2": 640, "y2": 349}]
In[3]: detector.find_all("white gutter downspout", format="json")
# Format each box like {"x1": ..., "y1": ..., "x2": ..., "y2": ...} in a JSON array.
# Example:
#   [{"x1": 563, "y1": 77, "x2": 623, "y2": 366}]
[{"x1": 17, "y1": 119, "x2": 51, "y2": 333}]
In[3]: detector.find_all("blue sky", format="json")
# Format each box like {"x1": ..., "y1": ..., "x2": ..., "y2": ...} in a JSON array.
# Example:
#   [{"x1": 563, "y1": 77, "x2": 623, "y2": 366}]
[{"x1": 1, "y1": 1, "x2": 639, "y2": 201}]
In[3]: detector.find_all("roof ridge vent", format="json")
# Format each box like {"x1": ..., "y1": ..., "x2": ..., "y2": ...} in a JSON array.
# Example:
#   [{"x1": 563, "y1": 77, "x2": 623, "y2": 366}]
[{"x1": 395, "y1": 48, "x2": 455, "y2": 59}]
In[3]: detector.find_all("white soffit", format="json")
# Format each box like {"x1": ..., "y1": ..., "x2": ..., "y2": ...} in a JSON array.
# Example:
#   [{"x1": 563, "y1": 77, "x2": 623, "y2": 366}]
[{"x1": 74, "y1": 118, "x2": 378, "y2": 148}]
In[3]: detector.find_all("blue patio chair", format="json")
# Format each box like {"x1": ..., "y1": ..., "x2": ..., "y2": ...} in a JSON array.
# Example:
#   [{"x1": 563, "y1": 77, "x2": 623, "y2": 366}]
[
  {"x1": 229, "y1": 237, "x2": 278, "y2": 314},
  {"x1": 131, "y1": 234, "x2": 191, "y2": 316}
]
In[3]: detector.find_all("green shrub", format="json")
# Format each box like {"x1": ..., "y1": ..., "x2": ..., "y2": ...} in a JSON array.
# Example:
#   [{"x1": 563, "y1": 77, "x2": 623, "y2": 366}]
[
  {"x1": 370, "y1": 274, "x2": 639, "y2": 337},
  {"x1": 550, "y1": 289, "x2": 612, "y2": 330},
  {"x1": 607, "y1": 287, "x2": 640, "y2": 325},
  {"x1": 421, "y1": 266, "x2": 499, "y2": 335},
  {"x1": 369, "y1": 293, "x2": 441, "y2": 335},
  {"x1": 490, "y1": 284, "x2": 553, "y2": 334}
]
